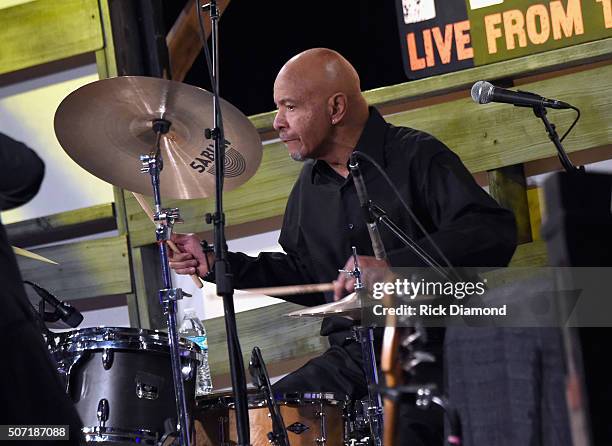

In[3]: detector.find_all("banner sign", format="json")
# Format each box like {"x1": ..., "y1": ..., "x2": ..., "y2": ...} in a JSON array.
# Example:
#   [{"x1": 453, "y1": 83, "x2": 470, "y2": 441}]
[{"x1": 395, "y1": 0, "x2": 612, "y2": 79}]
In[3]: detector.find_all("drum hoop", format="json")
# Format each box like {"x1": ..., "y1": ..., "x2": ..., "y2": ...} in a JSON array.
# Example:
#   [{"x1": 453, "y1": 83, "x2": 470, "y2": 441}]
[
  {"x1": 82, "y1": 426, "x2": 157, "y2": 445},
  {"x1": 50, "y1": 327, "x2": 202, "y2": 360},
  {"x1": 197, "y1": 391, "x2": 349, "y2": 410}
]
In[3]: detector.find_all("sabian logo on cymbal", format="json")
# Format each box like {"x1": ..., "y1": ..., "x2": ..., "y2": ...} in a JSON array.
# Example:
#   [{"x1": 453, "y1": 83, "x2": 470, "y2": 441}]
[{"x1": 190, "y1": 139, "x2": 246, "y2": 178}]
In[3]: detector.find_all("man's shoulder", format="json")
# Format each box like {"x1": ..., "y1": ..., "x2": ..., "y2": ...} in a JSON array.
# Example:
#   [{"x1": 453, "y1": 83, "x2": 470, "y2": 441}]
[{"x1": 384, "y1": 123, "x2": 449, "y2": 163}]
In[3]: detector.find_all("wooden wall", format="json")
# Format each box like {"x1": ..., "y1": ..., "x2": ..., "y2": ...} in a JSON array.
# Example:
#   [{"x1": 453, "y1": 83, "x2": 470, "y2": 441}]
[{"x1": 1, "y1": 1, "x2": 611, "y2": 385}]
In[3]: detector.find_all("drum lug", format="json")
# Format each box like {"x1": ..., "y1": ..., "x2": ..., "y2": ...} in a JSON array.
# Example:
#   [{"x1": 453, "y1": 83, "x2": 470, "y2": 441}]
[
  {"x1": 102, "y1": 348, "x2": 114, "y2": 370},
  {"x1": 97, "y1": 399, "x2": 109, "y2": 428},
  {"x1": 315, "y1": 402, "x2": 327, "y2": 445}
]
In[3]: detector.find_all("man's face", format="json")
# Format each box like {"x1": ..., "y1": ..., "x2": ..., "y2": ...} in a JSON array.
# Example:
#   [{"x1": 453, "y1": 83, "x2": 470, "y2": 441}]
[{"x1": 273, "y1": 73, "x2": 332, "y2": 161}]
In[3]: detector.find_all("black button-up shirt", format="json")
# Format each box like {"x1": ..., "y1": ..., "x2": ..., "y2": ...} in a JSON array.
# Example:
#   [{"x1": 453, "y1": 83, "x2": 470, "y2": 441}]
[
  {"x1": 0, "y1": 133, "x2": 45, "y2": 328},
  {"x1": 227, "y1": 108, "x2": 517, "y2": 305}
]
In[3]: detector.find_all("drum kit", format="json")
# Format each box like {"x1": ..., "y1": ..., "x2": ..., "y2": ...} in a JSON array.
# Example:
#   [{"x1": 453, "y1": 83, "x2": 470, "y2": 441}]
[
  {"x1": 44, "y1": 4, "x2": 447, "y2": 445},
  {"x1": 47, "y1": 54, "x2": 401, "y2": 446}
]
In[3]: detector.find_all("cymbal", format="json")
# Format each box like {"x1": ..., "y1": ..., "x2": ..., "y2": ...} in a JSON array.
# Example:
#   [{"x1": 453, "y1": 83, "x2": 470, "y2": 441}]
[
  {"x1": 286, "y1": 292, "x2": 362, "y2": 319},
  {"x1": 286, "y1": 291, "x2": 437, "y2": 319},
  {"x1": 54, "y1": 76, "x2": 262, "y2": 199},
  {"x1": 12, "y1": 246, "x2": 58, "y2": 265}
]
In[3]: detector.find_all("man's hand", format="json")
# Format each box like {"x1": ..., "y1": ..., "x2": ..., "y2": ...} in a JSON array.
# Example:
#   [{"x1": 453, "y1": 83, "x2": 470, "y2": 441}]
[
  {"x1": 333, "y1": 255, "x2": 389, "y2": 301},
  {"x1": 169, "y1": 233, "x2": 215, "y2": 278}
]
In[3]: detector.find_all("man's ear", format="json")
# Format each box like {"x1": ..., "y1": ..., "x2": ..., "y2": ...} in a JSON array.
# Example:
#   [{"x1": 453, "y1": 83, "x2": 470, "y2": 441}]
[{"x1": 328, "y1": 93, "x2": 347, "y2": 125}]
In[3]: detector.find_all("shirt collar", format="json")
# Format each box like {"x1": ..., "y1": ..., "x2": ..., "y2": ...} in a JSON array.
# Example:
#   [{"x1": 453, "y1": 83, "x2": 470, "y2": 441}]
[
  {"x1": 311, "y1": 107, "x2": 387, "y2": 184},
  {"x1": 351, "y1": 106, "x2": 387, "y2": 169}
]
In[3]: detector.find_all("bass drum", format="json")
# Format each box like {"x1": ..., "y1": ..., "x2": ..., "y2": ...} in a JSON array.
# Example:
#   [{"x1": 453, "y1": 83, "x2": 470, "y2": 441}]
[
  {"x1": 196, "y1": 391, "x2": 349, "y2": 445},
  {"x1": 50, "y1": 327, "x2": 202, "y2": 445}
]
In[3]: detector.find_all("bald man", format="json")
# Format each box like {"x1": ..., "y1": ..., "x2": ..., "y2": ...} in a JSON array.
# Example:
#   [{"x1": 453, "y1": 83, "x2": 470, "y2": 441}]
[{"x1": 171, "y1": 48, "x2": 517, "y2": 443}]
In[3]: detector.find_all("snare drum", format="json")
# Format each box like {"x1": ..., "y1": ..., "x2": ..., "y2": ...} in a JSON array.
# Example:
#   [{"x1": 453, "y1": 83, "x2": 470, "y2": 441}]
[
  {"x1": 196, "y1": 391, "x2": 348, "y2": 445},
  {"x1": 50, "y1": 327, "x2": 202, "y2": 445}
]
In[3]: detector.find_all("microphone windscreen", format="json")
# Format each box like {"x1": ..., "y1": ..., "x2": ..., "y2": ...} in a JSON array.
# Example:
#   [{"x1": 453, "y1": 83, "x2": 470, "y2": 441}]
[
  {"x1": 471, "y1": 81, "x2": 494, "y2": 104},
  {"x1": 64, "y1": 308, "x2": 84, "y2": 328}
]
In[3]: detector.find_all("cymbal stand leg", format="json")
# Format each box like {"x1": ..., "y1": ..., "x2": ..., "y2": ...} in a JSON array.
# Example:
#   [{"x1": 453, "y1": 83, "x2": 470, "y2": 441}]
[
  {"x1": 356, "y1": 324, "x2": 384, "y2": 446},
  {"x1": 140, "y1": 120, "x2": 191, "y2": 446},
  {"x1": 343, "y1": 249, "x2": 384, "y2": 446}
]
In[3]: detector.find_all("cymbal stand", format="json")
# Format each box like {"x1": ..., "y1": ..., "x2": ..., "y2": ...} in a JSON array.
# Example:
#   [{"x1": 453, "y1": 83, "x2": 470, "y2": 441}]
[
  {"x1": 140, "y1": 118, "x2": 191, "y2": 446},
  {"x1": 342, "y1": 248, "x2": 384, "y2": 446}
]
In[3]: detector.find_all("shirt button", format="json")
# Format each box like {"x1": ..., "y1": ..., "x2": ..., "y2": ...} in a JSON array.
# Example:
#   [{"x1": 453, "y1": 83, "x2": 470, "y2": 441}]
[{"x1": 348, "y1": 223, "x2": 354, "y2": 230}]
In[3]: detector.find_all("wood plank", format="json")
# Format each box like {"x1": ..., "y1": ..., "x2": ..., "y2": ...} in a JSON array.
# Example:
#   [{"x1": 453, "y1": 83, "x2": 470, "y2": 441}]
[
  {"x1": 386, "y1": 63, "x2": 612, "y2": 173},
  {"x1": 488, "y1": 165, "x2": 532, "y2": 244},
  {"x1": 126, "y1": 64, "x2": 612, "y2": 247},
  {"x1": 94, "y1": 0, "x2": 118, "y2": 79},
  {"x1": 527, "y1": 187, "x2": 543, "y2": 242},
  {"x1": 205, "y1": 302, "x2": 328, "y2": 380},
  {"x1": 16, "y1": 235, "x2": 131, "y2": 300},
  {"x1": 6, "y1": 203, "x2": 116, "y2": 247},
  {"x1": 509, "y1": 240, "x2": 548, "y2": 267},
  {"x1": 166, "y1": 0, "x2": 231, "y2": 82},
  {"x1": 249, "y1": 38, "x2": 612, "y2": 133},
  {"x1": 0, "y1": 0, "x2": 104, "y2": 75}
]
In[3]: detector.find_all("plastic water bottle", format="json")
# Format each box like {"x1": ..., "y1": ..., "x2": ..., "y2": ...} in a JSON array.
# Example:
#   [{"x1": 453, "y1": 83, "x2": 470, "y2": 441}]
[{"x1": 178, "y1": 308, "x2": 213, "y2": 396}]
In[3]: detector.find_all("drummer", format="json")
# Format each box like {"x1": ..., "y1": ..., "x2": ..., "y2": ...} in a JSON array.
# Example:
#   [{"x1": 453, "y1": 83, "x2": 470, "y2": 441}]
[{"x1": 170, "y1": 48, "x2": 517, "y2": 444}]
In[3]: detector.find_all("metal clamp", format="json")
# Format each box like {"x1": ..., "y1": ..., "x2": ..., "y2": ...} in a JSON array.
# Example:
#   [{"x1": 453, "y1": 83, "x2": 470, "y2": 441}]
[
  {"x1": 403, "y1": 351, "x2": 436, "y2": 374},
  {"x1": 155, "y1": 208, "x2": 182, "y2": 223},
  {"x1": 159, "y1": 288, "x2": 184, "y2": 305},
  {"x1": 139, "y1": 153, "x2": 162, "y2": 173},
  {"x1": 338, "y1": 246, "x2": 363, "y2": 290},
  {"x1": 415, "y1": 386, "x2": 433, "y2": 408}
]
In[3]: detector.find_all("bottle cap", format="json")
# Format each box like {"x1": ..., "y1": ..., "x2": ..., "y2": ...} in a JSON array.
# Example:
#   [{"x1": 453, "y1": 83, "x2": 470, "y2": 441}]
[{"x1": 183, "y1": 308, "x2": 197, "y2": 317}]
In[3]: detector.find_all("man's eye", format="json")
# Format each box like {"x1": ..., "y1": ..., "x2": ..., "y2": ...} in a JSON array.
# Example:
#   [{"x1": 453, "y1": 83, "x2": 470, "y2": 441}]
[{"x1": 286, "y1": 105, "x2": 295, "y2": 111}]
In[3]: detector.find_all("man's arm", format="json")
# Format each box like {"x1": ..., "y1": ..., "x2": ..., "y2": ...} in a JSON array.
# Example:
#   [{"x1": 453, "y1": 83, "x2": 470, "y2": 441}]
[
  {"x1": 387, "y1": 148, "x2": 517, "y2": 268},
  {"x1": 0, "y1": 133, "x2": 45, "y2": 211},
  {"x1": 170, "y1": 178, "x2": 326, "y2": 305}
]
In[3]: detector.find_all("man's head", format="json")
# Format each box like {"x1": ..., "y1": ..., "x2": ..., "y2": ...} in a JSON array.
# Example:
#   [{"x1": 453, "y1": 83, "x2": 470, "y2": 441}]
[{"x1": 273, "y1": 48, "x2": 369, "y2": 162}]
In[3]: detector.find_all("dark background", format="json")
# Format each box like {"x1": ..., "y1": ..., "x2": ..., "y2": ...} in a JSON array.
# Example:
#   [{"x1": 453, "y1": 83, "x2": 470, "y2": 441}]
[{"x1": 162, "y1": 0, "x2": 410, "y2": 116}]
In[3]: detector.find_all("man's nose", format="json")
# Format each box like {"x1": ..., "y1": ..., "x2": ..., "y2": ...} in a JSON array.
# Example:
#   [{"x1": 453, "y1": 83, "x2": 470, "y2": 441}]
[{"x1": 273, "y1": 110, "x2": 286, "y2": 132}]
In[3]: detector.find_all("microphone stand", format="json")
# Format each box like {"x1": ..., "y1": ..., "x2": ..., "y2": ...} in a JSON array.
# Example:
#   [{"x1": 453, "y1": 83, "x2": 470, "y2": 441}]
[
  {"x1": 249, "y1": 347, "x2": 288, "y2": 446},
  {"x1": 349, "y1": 153, "x2": 462, "y2": 445},
  {"x1": 532, "y1": 106, "x2": 580, "y2": 174},
  {"x1": 203, "y1": 1, "x2": 250, "y2": 443}
]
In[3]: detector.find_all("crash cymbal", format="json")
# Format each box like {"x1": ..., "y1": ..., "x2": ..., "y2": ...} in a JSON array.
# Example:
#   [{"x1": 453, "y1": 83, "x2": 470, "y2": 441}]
[
  {"x1": 286, "y1": 292, "x2": 362, "y2": 319},
  {"x1": 54, "y1": 76, "x2": 262, "y2": 199},
  {"x1": 286, "y1": 291, "x2": 437, "y2": 319}
]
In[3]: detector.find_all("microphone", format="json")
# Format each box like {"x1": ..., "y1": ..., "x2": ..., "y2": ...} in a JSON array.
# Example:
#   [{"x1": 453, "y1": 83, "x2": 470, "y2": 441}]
[
  {"x1": 471, "y1": 80, "x2": 571, "y2": 110},
  {"x1": 24, "y1": 281, "x2": 83, "y2": 328},
  {"x1": 349, "y1": 152, "x2": 387, "y2": 260}
]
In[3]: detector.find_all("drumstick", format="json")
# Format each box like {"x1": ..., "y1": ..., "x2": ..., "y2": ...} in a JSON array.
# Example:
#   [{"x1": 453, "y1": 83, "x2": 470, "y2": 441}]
[
  {"x1": 12, "y1": 246, "x2": 59, "y2": 265},
  {"x1": 243, "y1": 283, "x2": 335, "y2": 296},
  {"x1": 132, "y1": 192, "x2": 203, "y2": 289}
]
